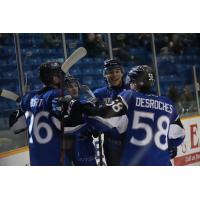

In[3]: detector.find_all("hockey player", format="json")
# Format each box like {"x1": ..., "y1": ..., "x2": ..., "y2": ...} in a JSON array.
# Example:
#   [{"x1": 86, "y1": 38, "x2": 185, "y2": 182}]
[
  {"x1": 67, "y1": 65, "x2": 185, "y2": 165},
  {"x1": 94, "y1": 59, "x2": 129, "y2": 165},
  {"x1": 16, "y1": 61, "x2": 84, "y2": 166},
  {"x1": 64, "y1": 76, "x2": 97, "y2": 166},
  {"x1": 94, "y1": 59, "x2": 127, "y2": 101}
]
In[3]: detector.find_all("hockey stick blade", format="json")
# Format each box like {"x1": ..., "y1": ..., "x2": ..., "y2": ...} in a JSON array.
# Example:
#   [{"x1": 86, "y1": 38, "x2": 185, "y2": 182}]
[
  {"x1": 61, "y1": 47, "x2": 87, "y2": 74},
  {"x1": 0, "y1": 89, "x2": 20, "y2": 102},
  {"x1": 81, "y1": 85, "x2": 97, "y2": 103}
]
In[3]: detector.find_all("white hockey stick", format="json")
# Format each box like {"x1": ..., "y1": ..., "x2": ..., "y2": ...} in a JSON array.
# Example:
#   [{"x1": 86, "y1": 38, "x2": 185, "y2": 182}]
[
  {"x1": 60, "y1": 47, "x2": 87, "y2": 165},
  {"x1": 81, "y1": 85, "x2": 97, "y2": 103},
  {"x1": 0, "y1": 89, "x2": 20, "y2": 102},
  {"x1": 61, "y1": 47, "x2": 87, "y2": 74}
]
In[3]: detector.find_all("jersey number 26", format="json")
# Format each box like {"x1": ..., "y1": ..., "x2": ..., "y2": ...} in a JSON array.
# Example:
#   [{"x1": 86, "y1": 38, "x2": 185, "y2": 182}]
[{"x1": 25, "y1": 111, "x2": 53, "y2": 144}]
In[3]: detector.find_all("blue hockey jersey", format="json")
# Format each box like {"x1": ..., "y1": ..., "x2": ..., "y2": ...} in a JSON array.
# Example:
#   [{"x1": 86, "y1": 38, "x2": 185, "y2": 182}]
[
  {"x1": 20, "y1": 87, "x2": 75, "y2": 166},
  {"x1": 74, "y1": 131, "x2": 97, "y2": 166},
  {"x1": 61, "y1": 98, "x2": 96, "y2": 166},
  {"x1": 94, "y1": 85, "x2": 127, "y2": 104},
  {"x1": 94, "y1": 84, "x2": 128, "y2": 165},
  {"x1": 74, "y1": 99, "x2": 96, "y2": 166},
  {"x1": 84, "y1": 89, "x2": 185, "y2": 166}
]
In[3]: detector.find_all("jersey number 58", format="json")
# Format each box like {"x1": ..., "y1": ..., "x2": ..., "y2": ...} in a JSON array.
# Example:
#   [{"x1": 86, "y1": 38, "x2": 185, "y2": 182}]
[{"x1": 130, "y1": 111, "x2": 170, "y2": 150}]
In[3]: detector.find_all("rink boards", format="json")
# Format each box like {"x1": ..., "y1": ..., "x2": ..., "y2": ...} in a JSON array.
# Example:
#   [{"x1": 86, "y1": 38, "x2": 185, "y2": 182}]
[{"x1": 0, "y1": 115, "x2": 200, "y2": 166}]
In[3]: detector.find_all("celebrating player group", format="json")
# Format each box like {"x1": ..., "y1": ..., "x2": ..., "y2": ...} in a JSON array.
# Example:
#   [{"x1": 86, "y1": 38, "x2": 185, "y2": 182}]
[{"x1": 6, "y1": 47, "x2": 185, "y2": 166}]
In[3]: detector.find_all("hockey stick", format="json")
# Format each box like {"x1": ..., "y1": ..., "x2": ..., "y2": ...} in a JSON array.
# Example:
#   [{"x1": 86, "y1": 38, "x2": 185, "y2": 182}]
[
  {"x1": 81, "y1": 85, "x2": 97, "y2": 103},
  {"x1": 0, "y1": 88, "x2": 29, "y2": 146},
  {"x1": 60, "y1": 47, "x2": 87, "y2": 165},
  {"x1": 81, "y1": 85, "x2": 104, "y2": 166},
  {"x1": 61, "y1": 47, "x2": 87, "y2": 74},
  {"x1": 0, "y1": 89, "x2": 21, "y2": 102}
]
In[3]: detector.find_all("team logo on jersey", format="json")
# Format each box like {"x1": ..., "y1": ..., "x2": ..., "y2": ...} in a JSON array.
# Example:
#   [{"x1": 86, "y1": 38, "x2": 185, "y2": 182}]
[{"x1": 103, "y1": 97, "x2": 112, "y2": 105}]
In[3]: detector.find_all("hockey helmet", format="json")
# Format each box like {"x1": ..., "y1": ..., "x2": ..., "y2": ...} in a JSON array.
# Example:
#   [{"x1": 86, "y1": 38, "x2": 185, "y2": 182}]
[
  {"x1": 103, "y1": 59, "x2": 124, "y2": 77},
  {"x1": 39, "y1": 61, "x2": 63, "y2": 85},
  {"x1": 126, "y1": 65, "x2": 155, "y2": 92},
  {"x1": 64, "y1": 75, "x2": 80, "y2": 88}
]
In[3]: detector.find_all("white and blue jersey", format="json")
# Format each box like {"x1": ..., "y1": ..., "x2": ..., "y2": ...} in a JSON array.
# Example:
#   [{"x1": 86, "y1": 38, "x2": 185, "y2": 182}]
[
  {"x1": 94, "y1": 84, "x2": 128, "y2": 165},
  {"x1": 20, "y1": 87, "x2": 84, "y2": 166},
  {"x1": 20, "y1": 87, "x2": 64, "y2": 165},
  {"x1": 84, "y1": 89, "x2": 185, "y2": 166}
]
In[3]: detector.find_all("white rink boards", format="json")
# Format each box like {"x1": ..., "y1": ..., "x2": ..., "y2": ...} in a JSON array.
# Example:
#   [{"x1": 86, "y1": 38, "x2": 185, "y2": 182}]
[{"x1": 0, "y1": 115, "x2": 200, "y2": 166}]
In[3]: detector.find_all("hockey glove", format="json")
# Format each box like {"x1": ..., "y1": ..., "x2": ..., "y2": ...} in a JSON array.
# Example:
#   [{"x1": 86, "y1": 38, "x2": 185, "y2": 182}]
[{"x1": 9, "y1": 109, "x2": 27, "y2": 134}]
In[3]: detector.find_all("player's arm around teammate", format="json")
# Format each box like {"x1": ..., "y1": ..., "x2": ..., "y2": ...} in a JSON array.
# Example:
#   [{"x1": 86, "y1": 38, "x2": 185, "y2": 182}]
[
  {"x1": 93, "y1": 59, "x2": 129, "y2": 165},
  {"x1": 66, "y1": 65, "x2": 186, "y2": 165}
]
